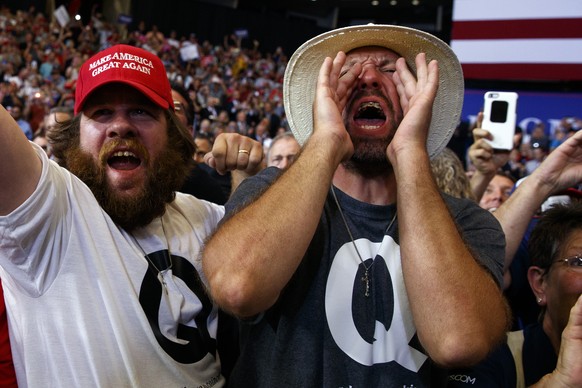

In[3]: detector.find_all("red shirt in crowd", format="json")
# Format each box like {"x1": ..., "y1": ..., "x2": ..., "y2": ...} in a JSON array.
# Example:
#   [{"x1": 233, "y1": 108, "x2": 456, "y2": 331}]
[{"x1": 0, "y1": 280, "x2": 17, "y2": 387}]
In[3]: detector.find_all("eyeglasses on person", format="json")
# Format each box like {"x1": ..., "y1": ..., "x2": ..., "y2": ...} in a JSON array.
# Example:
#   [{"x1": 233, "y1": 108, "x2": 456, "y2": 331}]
[{"x1": 550, "y1": 254, "x2": 582, "y2": 270}]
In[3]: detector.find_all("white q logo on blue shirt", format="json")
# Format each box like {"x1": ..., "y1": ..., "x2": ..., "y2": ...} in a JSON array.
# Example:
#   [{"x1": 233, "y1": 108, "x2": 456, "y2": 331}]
[{"x1": 325, "y1": 235, "x2": 427, "y2": 372}]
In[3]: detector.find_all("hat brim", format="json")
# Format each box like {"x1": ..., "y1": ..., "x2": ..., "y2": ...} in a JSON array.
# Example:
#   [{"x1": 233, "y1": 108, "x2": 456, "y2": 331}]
[
  {"x1": 75, "y1": 79, "x2": 171, "y2": 114},
  {"x1": 283, "y1": 24, "x2": 464, "y2": 158}
]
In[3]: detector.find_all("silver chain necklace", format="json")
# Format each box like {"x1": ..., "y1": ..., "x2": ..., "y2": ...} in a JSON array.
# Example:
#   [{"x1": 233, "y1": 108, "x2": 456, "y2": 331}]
[
  {"x1": 132, "y1": 218, "x2": 173, "y2": 294},
  {"x1": 331, "y1": 185, "x2": 397, "y2": 297}
]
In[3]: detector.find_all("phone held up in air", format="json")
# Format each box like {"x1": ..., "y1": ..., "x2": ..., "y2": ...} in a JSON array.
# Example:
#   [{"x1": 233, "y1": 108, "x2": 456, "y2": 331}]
[{"x1": 482, "y1": 91, "x2": 518, "y2": 150}]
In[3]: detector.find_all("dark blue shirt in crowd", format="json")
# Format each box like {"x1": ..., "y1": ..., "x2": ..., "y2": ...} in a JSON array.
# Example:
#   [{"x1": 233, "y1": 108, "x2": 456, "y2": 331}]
[{"x1": 447, "y1": 323, "x2": 556, "y2": 387}]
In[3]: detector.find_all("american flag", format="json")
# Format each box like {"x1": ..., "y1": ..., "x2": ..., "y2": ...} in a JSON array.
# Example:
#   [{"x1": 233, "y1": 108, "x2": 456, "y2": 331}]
[{"x1": 450, "y1": 0, "x2": 582, "y2": 81}]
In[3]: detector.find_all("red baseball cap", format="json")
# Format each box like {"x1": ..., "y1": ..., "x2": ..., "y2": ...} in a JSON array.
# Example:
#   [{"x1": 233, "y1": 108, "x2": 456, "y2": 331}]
[{"x1": 74, "y1": 44, "x2": 174, "y2": 114}]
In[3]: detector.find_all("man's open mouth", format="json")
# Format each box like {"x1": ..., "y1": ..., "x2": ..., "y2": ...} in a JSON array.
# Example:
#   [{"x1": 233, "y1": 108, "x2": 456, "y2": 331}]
[
  {"x1": 353, "y1": 101, "x2": 387, "y2": 128},
  {"x1": 108, "y1": 150, "x2": 141, "y2": 170}
]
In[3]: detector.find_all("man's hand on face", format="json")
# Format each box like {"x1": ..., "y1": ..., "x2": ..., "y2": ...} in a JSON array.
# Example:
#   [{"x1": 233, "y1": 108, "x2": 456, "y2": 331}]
[
  {"x1": 312, "y1": 51, "x2": 361, "y2": 163},
  {"x1": 387, "y1": 53, "x2": 439, "y2": 165}
]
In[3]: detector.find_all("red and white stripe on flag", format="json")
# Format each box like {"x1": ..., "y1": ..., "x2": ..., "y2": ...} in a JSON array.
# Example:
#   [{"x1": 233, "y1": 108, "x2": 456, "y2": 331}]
[{"x1": 451, "y1": 0, "x2": 582, "y2": 81}]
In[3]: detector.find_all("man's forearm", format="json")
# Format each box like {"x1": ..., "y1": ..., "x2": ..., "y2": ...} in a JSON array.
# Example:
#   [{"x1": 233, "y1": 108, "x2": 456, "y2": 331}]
[
  {"x1": 493, "y1": 175, "x2": 552, "y2": 272},
  {"x1": 0, "y1": 105, "x2": 42, "y2": 215},
  {"x1": 397, "y1": 155, "x2": 508, "y2": 366},
  {"x1": 202, "y1": 133, "x2": 342, "y2": 318}
]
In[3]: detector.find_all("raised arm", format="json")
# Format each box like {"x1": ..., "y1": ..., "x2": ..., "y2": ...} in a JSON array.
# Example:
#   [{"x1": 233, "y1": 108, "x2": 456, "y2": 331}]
[
  {"x1": 389, "y1": 55, "x2": 508, "y2": 366},
  {"x1": 494, "y1": 129, "x2": 582, "y2": 275},
  {"x1": 202, "y1": 52, "x2": 359, "y2": 318},
  {"x1": 204, "y1": 132, "x2": 265, "y2": 195},
  {"x1": 0, "y1": 105, "x2": 42, "y2": 216},
  {"x1": 468, "y1": 113, "x2": 510, "y2": 201}
]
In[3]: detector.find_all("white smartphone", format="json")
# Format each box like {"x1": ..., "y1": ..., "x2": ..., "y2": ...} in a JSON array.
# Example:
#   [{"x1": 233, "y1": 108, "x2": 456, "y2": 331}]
[{"x1": 482, "y1": 91, "x2": 518, "y2": 150}]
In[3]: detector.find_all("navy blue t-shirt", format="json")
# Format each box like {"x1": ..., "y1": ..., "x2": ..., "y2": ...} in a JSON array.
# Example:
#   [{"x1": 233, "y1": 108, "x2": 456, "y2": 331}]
[
  {"x1": 226, "y1": 167, "x2": 505, "y2": 388},
  {"x1": 448, "y1": 323, "x2": 557, "y2": 387}
]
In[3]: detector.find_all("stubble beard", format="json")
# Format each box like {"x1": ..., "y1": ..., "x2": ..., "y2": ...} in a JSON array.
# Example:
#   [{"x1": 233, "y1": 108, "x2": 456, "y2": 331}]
[
  {"x1": 66, "y1": 139, "x2": 188, "y2": 231},
  {"x1": 343, "y1": 135, "x2": 393, "y2": 178}
]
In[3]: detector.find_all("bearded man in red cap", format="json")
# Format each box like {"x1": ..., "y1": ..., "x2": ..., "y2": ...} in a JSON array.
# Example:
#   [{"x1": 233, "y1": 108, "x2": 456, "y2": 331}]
[{"x1": 0, "y1": 44, "x2": 261, "y2": 386}]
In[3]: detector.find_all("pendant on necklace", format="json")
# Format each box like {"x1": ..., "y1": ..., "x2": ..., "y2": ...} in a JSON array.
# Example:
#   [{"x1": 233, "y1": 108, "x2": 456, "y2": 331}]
[
  {"x1": 158, "y1": 272, "x2": 169, "y2": 295},
  {"x1": 362, "y1": 269, "x2": 370, "y2": 297}
]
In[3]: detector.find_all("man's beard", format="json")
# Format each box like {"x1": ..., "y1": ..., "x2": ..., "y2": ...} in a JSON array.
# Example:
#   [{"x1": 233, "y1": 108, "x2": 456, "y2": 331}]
[
  {"x1": 66, "y1": 139, "x2": 189, "y2": 231},
  {"x1": 342, "y1": 135, "x2": 393, "y2": 178}
]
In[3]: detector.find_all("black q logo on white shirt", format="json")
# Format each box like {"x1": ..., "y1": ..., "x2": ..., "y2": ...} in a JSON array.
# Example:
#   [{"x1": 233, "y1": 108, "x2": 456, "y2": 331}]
[{"x1": 138, "y1": 250, "x2": 216, "y2": 363}]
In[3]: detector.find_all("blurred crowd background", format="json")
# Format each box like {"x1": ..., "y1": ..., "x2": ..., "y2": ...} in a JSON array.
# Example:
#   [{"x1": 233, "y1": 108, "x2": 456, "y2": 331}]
[{"x1": 1, "y1": 3, "x2": 580, "y2": 180}]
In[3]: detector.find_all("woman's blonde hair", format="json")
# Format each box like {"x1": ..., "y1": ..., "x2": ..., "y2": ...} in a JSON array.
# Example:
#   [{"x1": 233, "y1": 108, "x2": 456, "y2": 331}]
[{"x1": 431, "y1": 147, "x2": 475, "y2": 201}]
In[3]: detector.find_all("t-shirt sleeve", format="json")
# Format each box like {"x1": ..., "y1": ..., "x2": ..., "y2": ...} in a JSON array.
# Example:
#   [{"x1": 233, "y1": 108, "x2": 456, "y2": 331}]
[
  {"x1": 0, "y1": 144, "x2": 72, "y2": 292},
  {"x1": 224, "y1": 167, "x2": 282, "y2": 217},
  {"x1": 443, "y1": 194, "x2": 506, "y2": 288}
]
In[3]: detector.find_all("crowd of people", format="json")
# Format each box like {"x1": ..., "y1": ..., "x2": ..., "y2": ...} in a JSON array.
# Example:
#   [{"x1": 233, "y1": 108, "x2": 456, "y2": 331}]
[
  {"x1": 0, "y1": 5, "x2": 290, "y2": 157},
  {"x1": 1, "y1": 4, "x2": 580, "y2": 179},
  {"x1": 1, "y1": 4, "x2": 582, "y2": 388}
]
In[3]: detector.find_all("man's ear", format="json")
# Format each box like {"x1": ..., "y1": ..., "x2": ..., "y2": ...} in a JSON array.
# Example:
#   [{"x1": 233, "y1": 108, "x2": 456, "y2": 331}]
[{"x1": 527, "y1": 266, "x2": 547, "y2": 306}]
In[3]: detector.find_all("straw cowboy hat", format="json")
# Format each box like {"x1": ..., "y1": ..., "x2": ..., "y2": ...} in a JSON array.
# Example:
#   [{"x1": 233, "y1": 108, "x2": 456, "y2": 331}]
[{"x1": 283, "y1": 24, "x2": 464, "y2": 158}]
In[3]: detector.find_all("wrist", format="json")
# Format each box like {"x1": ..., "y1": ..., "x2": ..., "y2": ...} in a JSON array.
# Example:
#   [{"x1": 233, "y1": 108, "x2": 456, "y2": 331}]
[
  {"x1": 391, "y1": 147, "x2": 431, "y2": 181},
  {"x1": 519, "y1": 172, "x2": 555, "y2": 202},
  {"x1": 304, "y1": 131, "x2": 349, "y2": 168},
  {"x1": 388, "y1": 140, "x2": 428, "y2": 168},
  {"x1": 477, "y1": 168, "x2": 496, "y2": 179}
]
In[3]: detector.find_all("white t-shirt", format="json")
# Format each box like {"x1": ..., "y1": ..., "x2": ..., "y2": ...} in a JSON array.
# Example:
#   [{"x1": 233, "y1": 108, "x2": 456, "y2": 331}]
[{"x1": 0, "y1": 144, "x2": 226, "y2": 387}]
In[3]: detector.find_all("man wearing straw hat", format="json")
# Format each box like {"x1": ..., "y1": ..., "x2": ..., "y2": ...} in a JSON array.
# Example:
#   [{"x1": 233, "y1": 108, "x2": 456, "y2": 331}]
[{"x1": 203, "y1": 25, "x2": 509, "y2": 386}]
